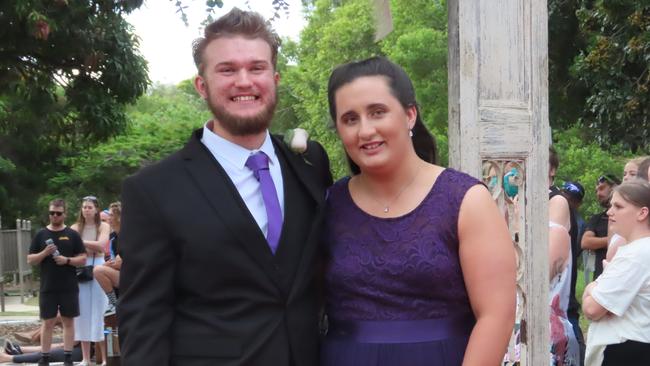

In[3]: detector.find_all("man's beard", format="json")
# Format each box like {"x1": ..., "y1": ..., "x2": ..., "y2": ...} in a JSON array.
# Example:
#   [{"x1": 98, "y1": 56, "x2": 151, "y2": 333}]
[{"x1": 206, "y1": 90, "x2": 277, "y2": 136}]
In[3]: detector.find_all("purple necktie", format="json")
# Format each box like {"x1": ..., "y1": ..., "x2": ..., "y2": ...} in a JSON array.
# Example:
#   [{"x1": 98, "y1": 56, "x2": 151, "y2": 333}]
[{"x1": 245, "y1": 152, "x2": 282, "y2": 254}]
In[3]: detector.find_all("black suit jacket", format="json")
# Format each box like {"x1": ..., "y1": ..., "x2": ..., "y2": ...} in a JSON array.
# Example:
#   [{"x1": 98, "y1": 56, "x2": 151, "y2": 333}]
[{"x1": 118, "y1": 128, "x2": 332, "y2": 366}]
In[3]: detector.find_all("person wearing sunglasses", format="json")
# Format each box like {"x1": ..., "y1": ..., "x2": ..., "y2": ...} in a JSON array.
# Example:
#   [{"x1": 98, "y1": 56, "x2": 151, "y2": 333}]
[
  {"x1": 581, "y1": 174, "x2": 621, "y2": 281},
  {"x1": 27, "y1": 199, "x2": 87, "y2": 366}
]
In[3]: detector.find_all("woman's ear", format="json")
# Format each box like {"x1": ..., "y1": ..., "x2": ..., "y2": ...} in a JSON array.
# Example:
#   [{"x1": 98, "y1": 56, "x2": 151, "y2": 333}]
[
  {"x1": 406, "y1": 105, "x2": 417, "y2": 130},
  {"x1": 638, "y1": 206, "x2": 649, "y2": 223}
]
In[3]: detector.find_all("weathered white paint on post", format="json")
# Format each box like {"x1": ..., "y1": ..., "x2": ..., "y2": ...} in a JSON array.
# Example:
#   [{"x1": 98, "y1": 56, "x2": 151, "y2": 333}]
[
  {"x1": 448, "y1": 0, "x2": 550, "y2": 364},
  {"x1": 372, "y1": 0, "x2": 393, "y2": 41}
]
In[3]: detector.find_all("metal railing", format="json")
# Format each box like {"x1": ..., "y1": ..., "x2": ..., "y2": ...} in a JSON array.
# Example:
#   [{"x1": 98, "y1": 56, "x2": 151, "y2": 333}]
[{"x1": 0, "y1": 216, "x2": 34, "y2": 311}]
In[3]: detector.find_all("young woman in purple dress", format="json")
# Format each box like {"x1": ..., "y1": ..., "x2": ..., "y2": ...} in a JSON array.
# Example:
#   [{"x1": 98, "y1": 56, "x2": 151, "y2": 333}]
[{"x1": 321, "y1": 57, "x2": 516, "y2": 366}]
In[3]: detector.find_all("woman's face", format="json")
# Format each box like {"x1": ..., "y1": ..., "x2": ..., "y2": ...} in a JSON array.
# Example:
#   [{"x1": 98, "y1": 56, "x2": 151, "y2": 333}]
[
  {"x1": 623, "y1": 162, "x2": 639, "y2": 182},
  {"x1": 607, "y1": 192, "x2": 646, "y2": 238},
  {"x1": 82, "y1": 200, "x2": 97, "y2": 220},
  {"x1": 333, "y1": 76, "x2": 415, "y2": 174}
]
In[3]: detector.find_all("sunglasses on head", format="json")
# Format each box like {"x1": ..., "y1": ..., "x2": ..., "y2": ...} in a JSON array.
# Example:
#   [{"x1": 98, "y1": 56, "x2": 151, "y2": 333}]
[
  {"x1": 83, "y1": 195, "x2": 98, "y2": 202},
  {"x1": 598, "y1": 175, "x2": 620, "y2": 185},
  {"x1": 49, "y1": 211, "x2": 64, "y2": 216}
]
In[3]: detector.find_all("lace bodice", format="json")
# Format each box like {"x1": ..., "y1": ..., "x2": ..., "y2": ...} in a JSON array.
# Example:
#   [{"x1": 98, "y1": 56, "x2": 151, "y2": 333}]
[{"x1": 324, "y1": 168, "x2": 481, "y2": 321}]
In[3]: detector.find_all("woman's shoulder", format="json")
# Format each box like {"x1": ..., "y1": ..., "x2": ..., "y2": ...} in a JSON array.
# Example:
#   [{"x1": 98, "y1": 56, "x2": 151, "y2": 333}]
[
  {"x1": 327, "y1": 176, "x2": 351, "y2": 200},
  {"x1": 99, "y1": 222, "x2": 111, "y2": 233},
  {"x1": 438, "y1": 167, "x2": 482, "y2": 185},
  {"x1": 433, "y1": 167, "x2": 483, "y2": 198}
]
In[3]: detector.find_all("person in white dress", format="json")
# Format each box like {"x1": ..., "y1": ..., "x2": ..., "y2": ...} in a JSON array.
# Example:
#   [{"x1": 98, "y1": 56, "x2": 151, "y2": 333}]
[
  {"x1": 71, "y1": 196, "x2": 110, "y2": 366},
  {"x1": 583, "y1": 179, "x2": 650, "y2": 366}
]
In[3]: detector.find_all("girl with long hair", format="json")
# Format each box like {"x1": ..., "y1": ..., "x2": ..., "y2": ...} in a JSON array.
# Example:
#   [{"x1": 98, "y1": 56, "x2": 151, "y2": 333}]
[{"x1": 71, "y1": 196, "x2": 110, "y2": 366}]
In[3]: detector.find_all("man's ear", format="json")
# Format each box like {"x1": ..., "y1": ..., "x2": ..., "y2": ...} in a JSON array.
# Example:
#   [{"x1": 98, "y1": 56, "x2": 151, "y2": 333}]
[{"x1": 194, "y1": 75, "x2": 208, "y2": 99}]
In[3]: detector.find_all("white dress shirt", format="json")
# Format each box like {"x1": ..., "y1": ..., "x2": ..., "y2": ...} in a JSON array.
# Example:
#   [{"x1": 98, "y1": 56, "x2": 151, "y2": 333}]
[{"x1": 201, "y1": 123, "x2": 285, "y2": 239}]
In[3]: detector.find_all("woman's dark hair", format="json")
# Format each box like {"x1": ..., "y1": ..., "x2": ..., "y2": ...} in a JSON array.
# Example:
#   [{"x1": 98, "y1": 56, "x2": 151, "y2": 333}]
[
  {"x1": 327, "y1": 56, "x2": 437, "y2": 175},
  {"x1": 638, "y1": 158, "x2": 650, "y2": 181},
  {"x1": 549, "y1": 146, "x2": 559, "y2": 171}
]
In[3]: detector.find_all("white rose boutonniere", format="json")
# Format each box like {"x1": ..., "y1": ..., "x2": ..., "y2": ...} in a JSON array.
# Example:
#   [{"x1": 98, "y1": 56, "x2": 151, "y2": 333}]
[{"x1": 284, "y1": 128, "x2": 312, "y2": 165}]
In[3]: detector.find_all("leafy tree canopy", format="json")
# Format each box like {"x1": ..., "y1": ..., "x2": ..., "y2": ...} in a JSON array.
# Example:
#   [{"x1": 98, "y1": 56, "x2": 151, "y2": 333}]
[
  {"x1": 0, "y1": 0, "x2": 150, "y2": 223},
  {"x1": 39, "y1": 83, "x2": 209, "y2": 225},
  {"x1": 572, "y1": 2, "x2": 650, "y2": 152}
]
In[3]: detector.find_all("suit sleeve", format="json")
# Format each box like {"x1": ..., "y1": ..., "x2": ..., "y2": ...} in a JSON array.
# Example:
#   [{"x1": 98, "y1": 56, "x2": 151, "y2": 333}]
[
  {"x1": 118, "y1": 175, "x2": 176, "y2": 365},
  {"x1": 306, "y1": 140, "x2": 333, "y2": 188}
]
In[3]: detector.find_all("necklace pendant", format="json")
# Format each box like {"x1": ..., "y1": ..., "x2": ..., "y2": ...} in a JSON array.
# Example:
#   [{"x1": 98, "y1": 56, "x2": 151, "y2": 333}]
[{"x1": 383, "y1": 207, "x2": 389, "y2": 213}]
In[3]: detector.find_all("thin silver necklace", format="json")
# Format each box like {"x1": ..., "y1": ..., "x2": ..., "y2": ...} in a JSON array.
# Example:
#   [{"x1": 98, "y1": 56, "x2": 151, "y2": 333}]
[{"x1": 362, "y1": 167, "x2": 422, "y2": 213}]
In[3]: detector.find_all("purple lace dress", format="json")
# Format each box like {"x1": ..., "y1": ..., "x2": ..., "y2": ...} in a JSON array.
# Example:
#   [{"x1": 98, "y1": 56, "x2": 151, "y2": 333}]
[{"x1": 322, "y1": 169, "x2": 480, "y2": 366}]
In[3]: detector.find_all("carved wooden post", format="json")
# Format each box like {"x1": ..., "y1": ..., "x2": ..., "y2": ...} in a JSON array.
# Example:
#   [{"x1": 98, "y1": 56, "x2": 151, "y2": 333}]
[{"x1": 448, "y1": 0, "x2": 550, "y2": 364}]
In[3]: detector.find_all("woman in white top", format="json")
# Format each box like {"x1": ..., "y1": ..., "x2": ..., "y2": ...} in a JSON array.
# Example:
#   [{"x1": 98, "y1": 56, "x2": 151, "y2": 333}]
[
  {"x1": 71, "y1": 196, "x2": 110, "y2": 366},
  {"x1": 582, "y1": 179, "x2": 650, "y2": 366},
  {"x1": 606, "y1": 157, "x2": 650, "y2": 261}
]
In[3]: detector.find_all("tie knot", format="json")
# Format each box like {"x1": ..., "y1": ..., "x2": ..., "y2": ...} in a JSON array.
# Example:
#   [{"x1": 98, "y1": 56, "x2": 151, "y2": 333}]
[{"x1": 245, "y1": 152, "x2": 270, "y2": 180}]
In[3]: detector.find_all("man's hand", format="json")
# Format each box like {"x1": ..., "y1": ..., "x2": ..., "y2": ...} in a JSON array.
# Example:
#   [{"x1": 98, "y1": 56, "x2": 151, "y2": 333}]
[
  {"x1": 53, "y1": 255, "x2": 68, "y2": 266},
  {"x1": 104, "y1": 256, "x2": 122, "y2": 270},
  {"x1": 43, "y1": 243, "x2": 57, "y2": 256}
]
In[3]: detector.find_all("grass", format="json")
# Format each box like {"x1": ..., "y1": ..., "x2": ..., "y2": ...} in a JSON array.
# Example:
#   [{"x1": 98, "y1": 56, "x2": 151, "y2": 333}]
[
  {"x1": 0, "y1": 310, "x2": 39, "y2": 317},
  {"x1": 575, "y1": 267, "x2": 591, "y2": 336}
]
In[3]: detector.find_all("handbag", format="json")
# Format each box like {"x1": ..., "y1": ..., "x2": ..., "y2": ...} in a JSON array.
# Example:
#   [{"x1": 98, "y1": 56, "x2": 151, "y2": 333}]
[{"x1": 76, "y1": 255, "x2": 96, "y2": 282}]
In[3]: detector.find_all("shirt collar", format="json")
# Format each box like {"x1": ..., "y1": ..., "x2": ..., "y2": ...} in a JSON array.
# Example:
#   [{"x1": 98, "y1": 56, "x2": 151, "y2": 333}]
[{"x1": 201, "y1": 121, "x2": 278, "y2": 169}]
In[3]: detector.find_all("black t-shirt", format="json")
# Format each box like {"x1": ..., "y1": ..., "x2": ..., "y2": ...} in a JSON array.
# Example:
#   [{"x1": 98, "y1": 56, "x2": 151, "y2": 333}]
[
  {"x1": 585, "y1": 211, "x2": 608, "y2": 279},
  {"x1": 29, "y1": 227, "x2": 85, "y2": 293}
]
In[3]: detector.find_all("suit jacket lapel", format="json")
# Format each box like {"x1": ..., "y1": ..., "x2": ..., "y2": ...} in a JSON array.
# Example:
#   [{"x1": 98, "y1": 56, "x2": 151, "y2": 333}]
[
  {"x1": 180, "y1": 129, "x2": 284, "y2": 292},
  {"x1": 271, "y1": 135, "x2": 324, "y2": 206},
  {"x1": 271, "y1": 136, "x2": 327, "y2": 302}
]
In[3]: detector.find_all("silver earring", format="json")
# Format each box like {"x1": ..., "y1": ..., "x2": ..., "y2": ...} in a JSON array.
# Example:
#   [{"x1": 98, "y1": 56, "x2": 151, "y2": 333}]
[{"x1": 409, "y1": 129, "x2": 414, "y2": 137}]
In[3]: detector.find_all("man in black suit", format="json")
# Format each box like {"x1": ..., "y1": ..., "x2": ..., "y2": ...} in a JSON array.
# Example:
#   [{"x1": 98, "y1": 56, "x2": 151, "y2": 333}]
[{"x1": 118, "y1": 8, "x2": 332, "y2": 366}]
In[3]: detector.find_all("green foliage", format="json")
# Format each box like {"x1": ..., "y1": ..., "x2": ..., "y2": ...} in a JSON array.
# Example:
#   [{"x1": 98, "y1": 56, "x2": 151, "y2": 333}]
[
  {"x1": 0, "y1": 0, "x2": 149, "y2": 223},
  {"x1": 572, "y1": 3, "x2": 650, "y2": 152},
  {"x1": 382, "y1": 0, "x2": 448, "y2": 165},
  {"x1": 547, "y1": 0, "x2": 589, "y2": 130},
  {"x1": 281, "y1": 0, "x2": 381, "y2": 178},
  {"x1": 280, "y1": 0, "x2": 449, "y2": 178},
  {"x1": 553, "y1": 127, "x2": 628, "y2": 218},
  {"x1": 40, "y1": 84, "x2": 210, "y2": 213}
]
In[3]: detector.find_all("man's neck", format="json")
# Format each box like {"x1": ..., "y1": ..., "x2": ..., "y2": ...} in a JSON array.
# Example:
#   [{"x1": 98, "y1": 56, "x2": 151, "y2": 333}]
[
  {"x1": 208, "y1": 120, "x2": 267, "y2": 151},
  {"x1": 47, "y1": 224, "x2": 66, "y2": 232}
]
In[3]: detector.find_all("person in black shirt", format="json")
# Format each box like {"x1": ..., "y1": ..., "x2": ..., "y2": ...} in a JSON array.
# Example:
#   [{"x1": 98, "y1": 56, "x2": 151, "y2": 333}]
[
  {"x1": 27, "y1": 199, "x2": 87, "y2": 366},
  {"x1": 581, "y1": 174, "x2": 620, "y2": 280}
]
